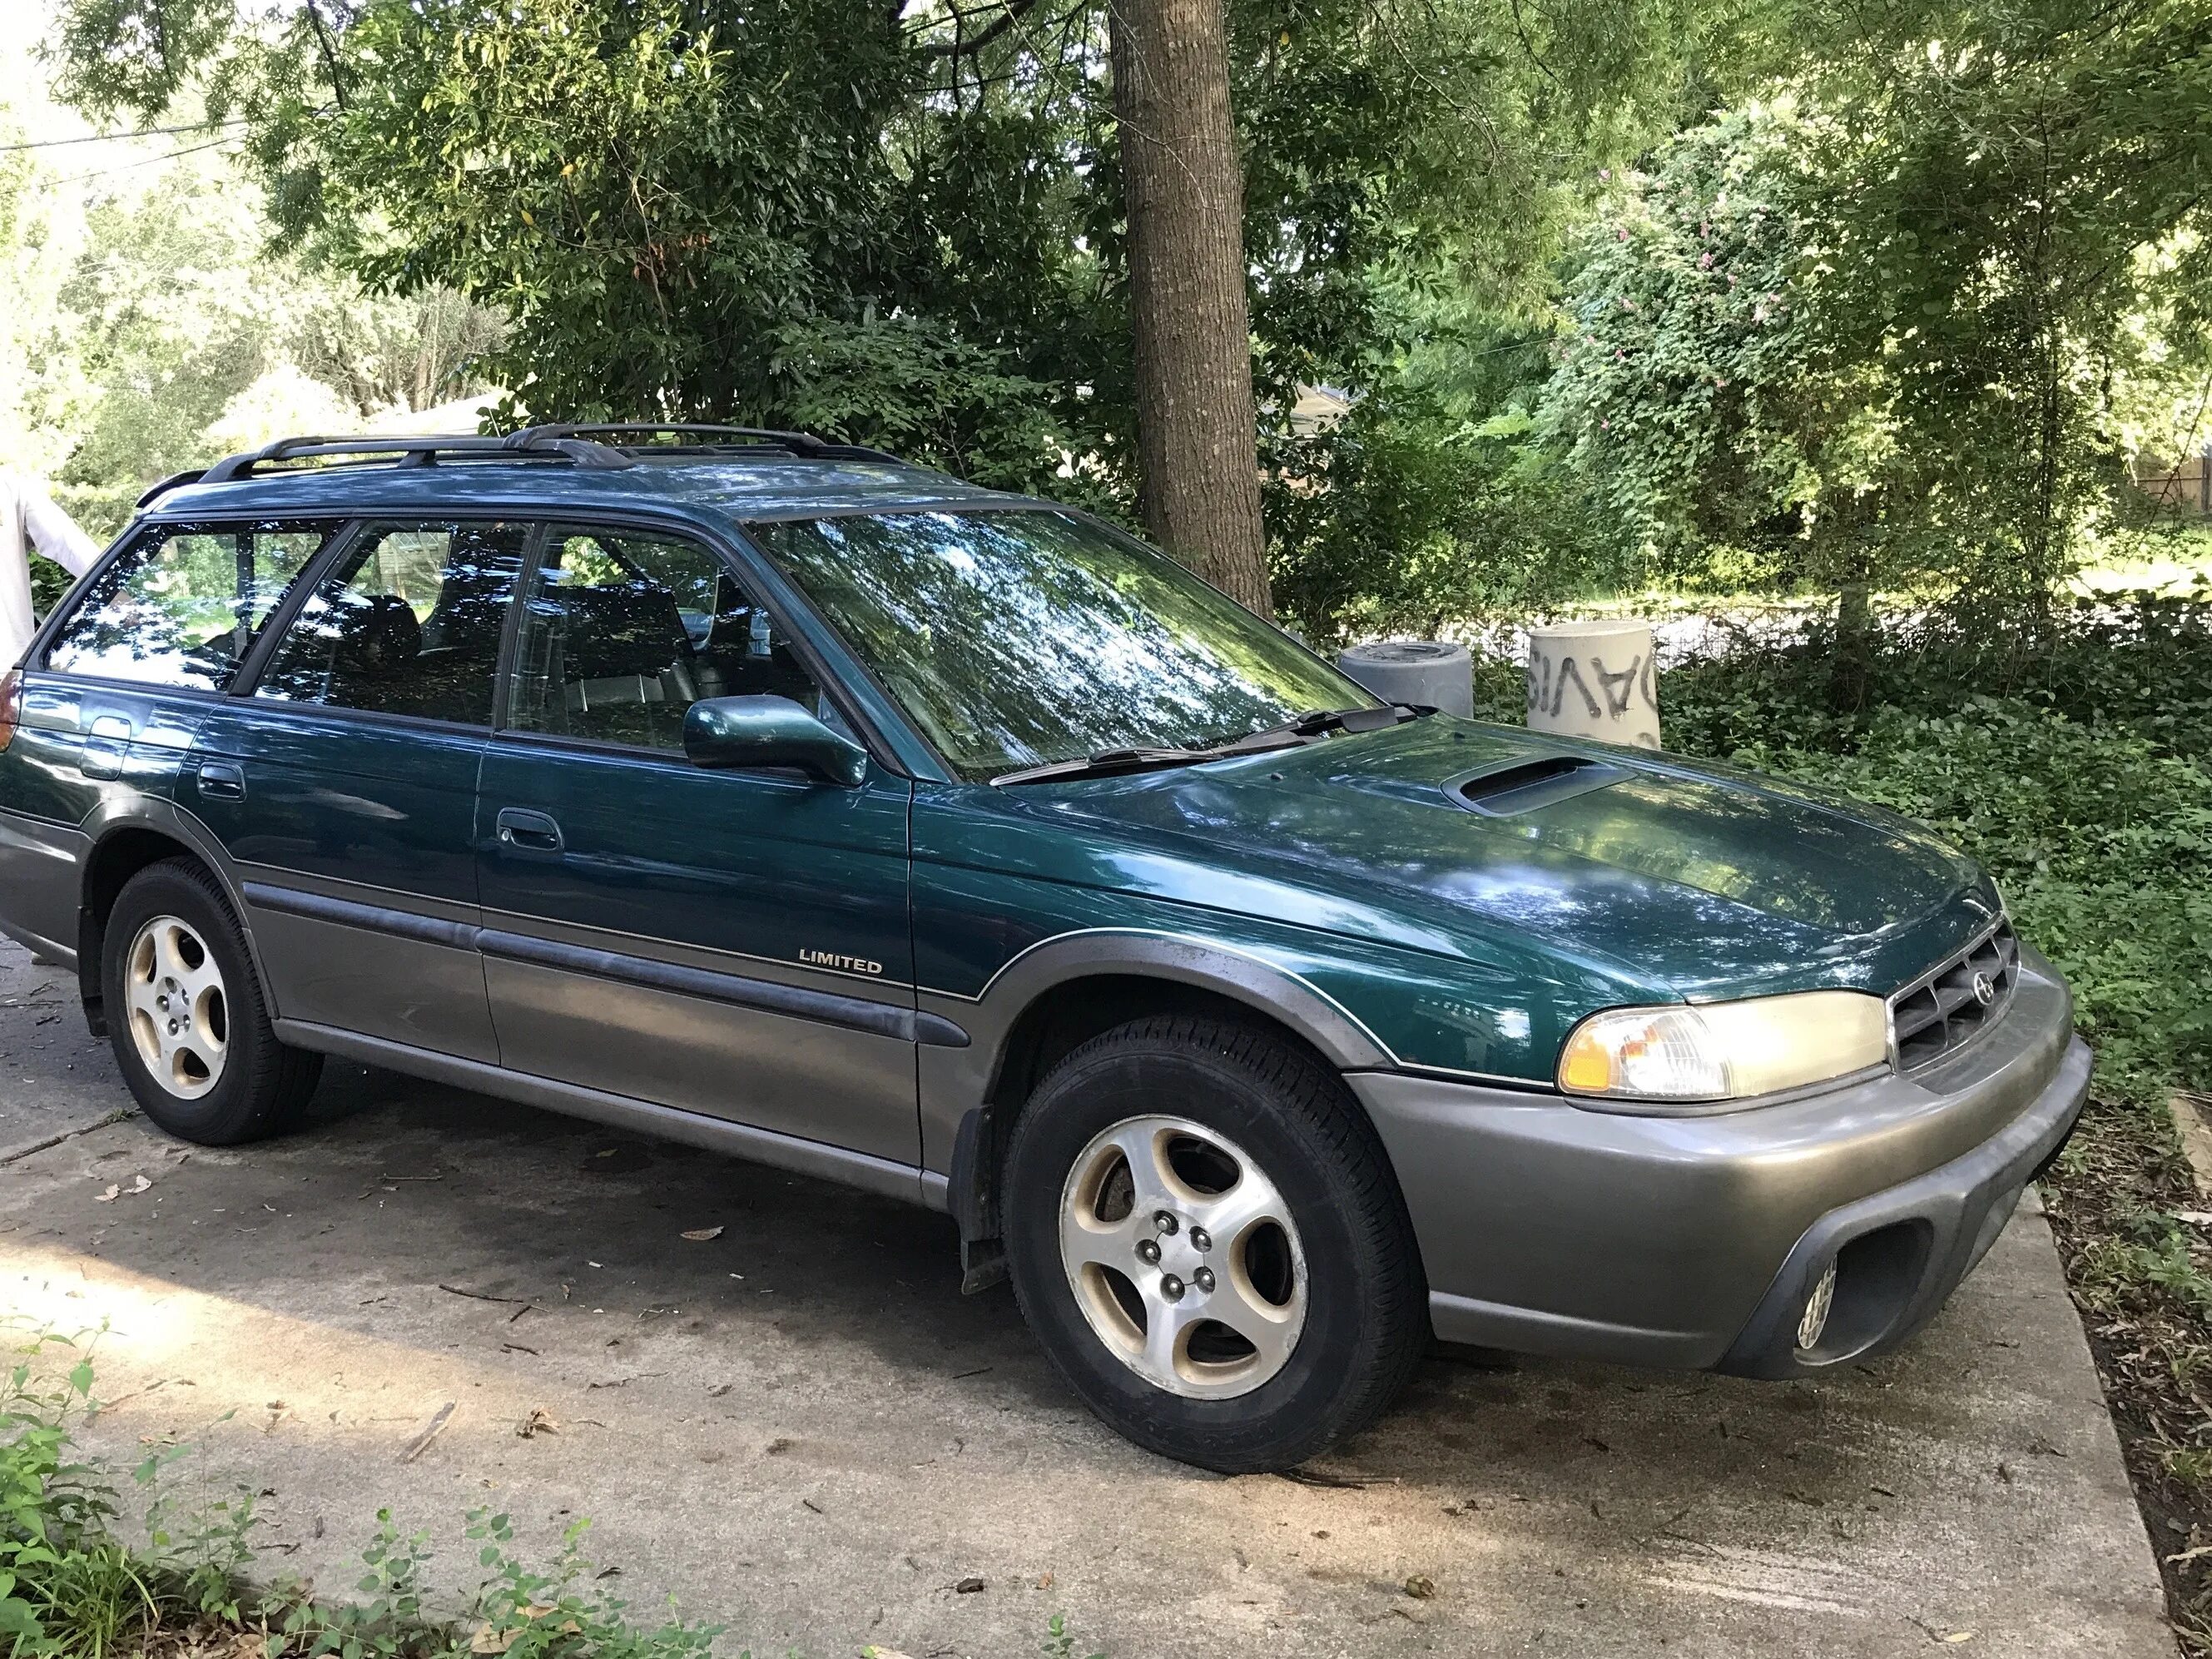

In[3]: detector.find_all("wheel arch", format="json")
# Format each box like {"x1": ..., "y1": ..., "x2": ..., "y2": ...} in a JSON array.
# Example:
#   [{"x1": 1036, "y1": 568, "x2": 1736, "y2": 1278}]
[
  {"x1": 75, "y1": 804, "x2": 257, "y2": 1036},
  {"x1": 928, "y1": 931, "x2": 1397, "y2": 1262}
]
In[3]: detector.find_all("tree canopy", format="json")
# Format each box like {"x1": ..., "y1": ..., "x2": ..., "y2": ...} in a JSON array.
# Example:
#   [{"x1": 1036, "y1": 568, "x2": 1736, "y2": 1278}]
[{"x1": 27, "y1": 0, "x2": 2212, "y2": 644}]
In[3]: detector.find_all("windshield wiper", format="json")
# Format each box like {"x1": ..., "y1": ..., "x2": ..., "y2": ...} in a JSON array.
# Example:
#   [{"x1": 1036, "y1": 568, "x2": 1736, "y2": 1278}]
[
  {"x1": 991, "y1": 747, "x2": 1220, "y2": 787},
  {"x1": 992, "y1": 703, "x2": 1423, "y2": 787},
  {"x1": 1208, "y1": 703, "x2": 1421, "y2": 754}
]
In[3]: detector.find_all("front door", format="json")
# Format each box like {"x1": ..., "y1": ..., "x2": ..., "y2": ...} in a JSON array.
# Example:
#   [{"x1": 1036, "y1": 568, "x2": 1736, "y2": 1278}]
[
  {"x1": 474, "y1": 521, "x2": 919, "y2": 1164},
  {"x1": 190, "y1": 519, "x2": 531, "y2": 1061}
]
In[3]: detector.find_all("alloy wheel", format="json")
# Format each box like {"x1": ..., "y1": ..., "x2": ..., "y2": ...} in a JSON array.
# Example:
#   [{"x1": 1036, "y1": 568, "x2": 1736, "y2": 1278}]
[
  {"x1": 1058, "y1": 1114, "x2": 1308, "y2": 1398},
  {"x1": 124, "y1": 914, "x2": 229, "y2": 1100}
]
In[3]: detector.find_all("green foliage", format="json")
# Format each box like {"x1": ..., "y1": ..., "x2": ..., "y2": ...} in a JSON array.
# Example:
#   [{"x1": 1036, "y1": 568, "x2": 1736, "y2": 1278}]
[
  {"x1": 42, "y1": 0, "x2": 1733, "y2": 529},
  {"x1": 1266, "y1": 382, "x2": 1619, "y2": 642},
  {"x1": 0, "y1": 1331, "x2": 149, "y2": 1659},
  {"x1": 1040, "y1": 1612, "x2": 1106, "y2": 1659},
  {"x1": 0, "y1": 118, "x2": 504, "y2": 544},
  {"x1": 463, "y1": 1511, "x2": 717, "y2": 1659},
  {"x1": 1545, "y1": 0, "x2": 2212, "y2": 628},
  {"x1": 1546, "y1": 100, "x2": 1902, "y2": 588}
]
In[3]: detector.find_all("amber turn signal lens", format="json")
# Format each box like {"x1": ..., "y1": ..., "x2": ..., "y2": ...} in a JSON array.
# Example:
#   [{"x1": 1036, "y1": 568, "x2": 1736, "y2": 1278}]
[{"x1": 0, "y1": 671, "x2": 21, "y2": 754}]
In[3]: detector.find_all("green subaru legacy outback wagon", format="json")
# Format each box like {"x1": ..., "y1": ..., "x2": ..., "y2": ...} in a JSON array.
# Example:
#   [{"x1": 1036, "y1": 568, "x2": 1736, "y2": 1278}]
[{"x1": 0, "y1": 425, "x2": 2090, "y2": 1471}]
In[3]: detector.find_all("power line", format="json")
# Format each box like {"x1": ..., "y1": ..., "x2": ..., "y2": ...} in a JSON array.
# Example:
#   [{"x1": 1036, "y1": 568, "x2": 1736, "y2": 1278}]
[
  {"x1": 0, "y1": 119, "x2": 248, "y2": 155},
  {"x1": 35, "y1": 135, "x2": 242, "y2": 190}
]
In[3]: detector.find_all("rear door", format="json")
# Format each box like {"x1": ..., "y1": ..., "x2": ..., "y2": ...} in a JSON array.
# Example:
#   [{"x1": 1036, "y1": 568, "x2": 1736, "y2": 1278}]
[
  {"x1": 474, "y1": 520, "x2": 920, "y2": 1165},
  {"x1": 186, "y1": 519, "x2": 531, "y2": 1061},
  {"x1": 1, "y1": 518, "x2": 340, "y2": 956}
]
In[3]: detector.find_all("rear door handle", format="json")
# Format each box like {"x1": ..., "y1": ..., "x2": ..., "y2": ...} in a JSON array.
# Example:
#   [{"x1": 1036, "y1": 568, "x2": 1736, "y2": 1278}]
[
  {"x1": 495, "y1": 807, "x2": 564, "y2": 853},
  {"x1": 197, "y1": 762, "x2": 246, "y2": 801}
]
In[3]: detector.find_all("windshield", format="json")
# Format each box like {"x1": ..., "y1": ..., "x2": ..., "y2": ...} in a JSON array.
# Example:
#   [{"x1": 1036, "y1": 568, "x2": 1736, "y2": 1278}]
[{"x1": 747, "y1": 509, "x2": 1374, "y2": 782}]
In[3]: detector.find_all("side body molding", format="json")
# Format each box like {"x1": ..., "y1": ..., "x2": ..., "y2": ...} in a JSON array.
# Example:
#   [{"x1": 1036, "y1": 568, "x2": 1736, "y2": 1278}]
[{"x1": 916, "y1": 926, "x2": 1398, "y2": 1197}]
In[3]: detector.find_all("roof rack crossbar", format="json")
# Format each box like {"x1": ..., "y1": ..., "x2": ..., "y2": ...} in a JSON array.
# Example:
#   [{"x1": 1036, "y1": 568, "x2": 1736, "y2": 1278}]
[
  {"x1": 509, "y1": 422, "x2": 906, "y2": 465},
  {"x1": 178, "y1": 420, "x2": 906, "y2": 499},
  {"x1": 198, "y1": 432, "x2": 637, "y2": 485}
]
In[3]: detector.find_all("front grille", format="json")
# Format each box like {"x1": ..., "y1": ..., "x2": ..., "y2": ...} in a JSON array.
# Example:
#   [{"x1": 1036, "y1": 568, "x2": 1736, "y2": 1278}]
[{"x1": 1889, "y1": 917, "x2": 2019, "y2": 1071}]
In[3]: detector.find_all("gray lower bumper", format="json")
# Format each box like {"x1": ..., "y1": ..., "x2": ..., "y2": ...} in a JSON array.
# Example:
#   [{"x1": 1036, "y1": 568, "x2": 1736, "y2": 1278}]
[{"x1": 1349, "y1": 950, "x2": 2089, "y2": 1373}]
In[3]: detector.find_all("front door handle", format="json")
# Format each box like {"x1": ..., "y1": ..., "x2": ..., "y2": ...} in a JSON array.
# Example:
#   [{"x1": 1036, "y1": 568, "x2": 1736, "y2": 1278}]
[
  {"x1": 197, "y1": 762, "x2": 246, "y2": 801},
  {"x1": 495, "y1": 807, "x2": 565, "y2": 853}
]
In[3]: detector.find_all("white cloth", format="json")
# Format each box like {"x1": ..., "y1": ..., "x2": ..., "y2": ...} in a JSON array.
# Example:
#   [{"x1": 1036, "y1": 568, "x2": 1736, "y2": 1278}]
[{"x1": 0, "y1": 472, "x2": 100, "y2": 671}]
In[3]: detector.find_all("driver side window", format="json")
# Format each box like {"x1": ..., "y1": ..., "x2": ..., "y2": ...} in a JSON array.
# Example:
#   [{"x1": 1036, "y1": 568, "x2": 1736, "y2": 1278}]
[{"x1": 504, "y1": 525, "x2": 848, "y2": 753}]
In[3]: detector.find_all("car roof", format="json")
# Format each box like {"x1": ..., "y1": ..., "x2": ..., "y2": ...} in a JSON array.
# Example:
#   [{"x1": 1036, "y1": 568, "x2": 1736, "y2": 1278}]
[{"x1": 143, "y1": 454, "x2": 1038, "y2": 529}]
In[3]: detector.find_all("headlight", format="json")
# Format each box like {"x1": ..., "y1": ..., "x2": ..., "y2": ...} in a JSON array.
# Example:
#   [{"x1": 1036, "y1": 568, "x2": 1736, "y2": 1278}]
[{"x1": 1557, "y1": 991, "x2": 1889, "y2": 1104}]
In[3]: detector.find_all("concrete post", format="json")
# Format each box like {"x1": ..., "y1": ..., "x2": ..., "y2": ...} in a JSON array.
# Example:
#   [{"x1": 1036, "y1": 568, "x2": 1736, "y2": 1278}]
[{"x1": 1525, "y1": 620, "x2": 1659, "y2": 748}]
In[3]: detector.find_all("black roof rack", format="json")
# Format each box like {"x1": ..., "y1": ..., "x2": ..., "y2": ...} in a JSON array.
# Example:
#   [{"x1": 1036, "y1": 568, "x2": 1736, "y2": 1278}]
[
  {"x1": 136, "y1": 469, "x2": 207, "y2": 508},
  {"x1": 511, "y1": 423, "x2": 905, "y2": 464},
  {"x1": 149, "y1": 423, "x2": 908, "y2": 507},
  {"x1": 196, "y1": 430, "x2": 637, "y2": 487}
]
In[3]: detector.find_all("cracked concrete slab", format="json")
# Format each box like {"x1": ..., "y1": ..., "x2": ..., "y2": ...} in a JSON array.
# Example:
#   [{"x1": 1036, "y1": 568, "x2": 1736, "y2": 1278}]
[
  {"x1": 0, "y1": 946, "x2": 2175, "y2": 1657},
  {"x1": 0, "y1": 937, "x2": 120, "y2": 1164}
]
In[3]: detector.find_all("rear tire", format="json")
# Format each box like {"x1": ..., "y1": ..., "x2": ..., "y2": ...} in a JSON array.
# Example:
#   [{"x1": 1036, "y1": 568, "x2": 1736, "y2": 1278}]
[
  {"x1": 102, "y1": 858, "x2": 321, "y2": 1145},
  {"x1": 1003, "y1": 1015, "x2": 1426, "y2": 1472}
]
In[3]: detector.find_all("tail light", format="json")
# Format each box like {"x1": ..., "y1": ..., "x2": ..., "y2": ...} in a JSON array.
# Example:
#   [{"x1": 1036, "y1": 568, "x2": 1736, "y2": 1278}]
[{"x1": 0, "y1": 672, "x2": 20, "y2": 753}]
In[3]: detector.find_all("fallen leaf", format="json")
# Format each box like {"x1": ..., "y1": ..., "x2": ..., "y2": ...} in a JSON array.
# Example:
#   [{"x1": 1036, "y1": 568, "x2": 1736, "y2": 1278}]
[
  {"x1": 681, "y1": 1226, "x2": 724, "y2": 1241},
  {"x1": 1404, "y1": 1574, "x2": 1437, "y2": 1600},
  {"x1": 954, "y1": 1576, "x2": 985, "y2": 1594},
  {"x1": 127, "y1": 1174, "x2": 151, "y2": 1194},
  {"x1": 517, "y1": 1407, "x2": 558, "y2": 1438},
  {"x1": 94, "y1": 1185, "x2": 121, "y2": 1202}
]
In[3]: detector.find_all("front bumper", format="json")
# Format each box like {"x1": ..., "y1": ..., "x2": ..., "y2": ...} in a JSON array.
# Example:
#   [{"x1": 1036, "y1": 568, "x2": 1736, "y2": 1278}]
[{"x1": 1350, "y1": 946, "x2": 2090, "y2": 1375}]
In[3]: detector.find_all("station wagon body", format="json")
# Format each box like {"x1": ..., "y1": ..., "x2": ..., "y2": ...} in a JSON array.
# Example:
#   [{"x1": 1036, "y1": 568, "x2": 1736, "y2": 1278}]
[{"x1": 0, "y1": 428, "x2": 2091, "y2": 1470}]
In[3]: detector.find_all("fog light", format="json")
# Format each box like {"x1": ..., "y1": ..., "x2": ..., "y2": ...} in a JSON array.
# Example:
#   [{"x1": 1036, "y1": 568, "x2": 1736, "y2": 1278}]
[{"x1": 1796, "y1": 1260, "x2": 1838, "y2": 1352}]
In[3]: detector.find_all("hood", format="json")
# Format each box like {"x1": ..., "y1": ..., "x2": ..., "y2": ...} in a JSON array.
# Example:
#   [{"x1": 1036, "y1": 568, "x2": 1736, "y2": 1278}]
[{"x1": 1011, "y1": 717, "x2": 1996, "y2": 1000}]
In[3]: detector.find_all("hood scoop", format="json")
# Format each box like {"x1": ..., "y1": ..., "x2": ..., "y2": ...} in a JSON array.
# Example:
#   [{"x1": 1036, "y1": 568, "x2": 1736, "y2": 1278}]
[{"x1": 1448, "y1": 755, "x2": 1628, "y2": 817}]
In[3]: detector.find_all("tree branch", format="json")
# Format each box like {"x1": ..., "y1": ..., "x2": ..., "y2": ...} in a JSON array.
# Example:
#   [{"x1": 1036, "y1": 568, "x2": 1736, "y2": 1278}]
[{"x1": 913, "y1": 0, "x2": 1047, "y2": 58}]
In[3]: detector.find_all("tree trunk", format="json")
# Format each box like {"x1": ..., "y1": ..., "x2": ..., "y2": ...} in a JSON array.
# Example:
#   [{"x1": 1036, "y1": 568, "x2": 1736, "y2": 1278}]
[
  {"x1": 1828, "y1": 537, "x2": 1877, "y2": 713},
  {"x1": 1108, "y1": 0, "x2": 1271, "y2": 614}
]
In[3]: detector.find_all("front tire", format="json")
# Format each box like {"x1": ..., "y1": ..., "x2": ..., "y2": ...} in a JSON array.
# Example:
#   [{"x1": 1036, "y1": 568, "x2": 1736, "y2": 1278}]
[
  {"x1": 1004, "y1": 1016, "x2": 1426, "y2": 1472},
  {"x1": 102, "y1": 858, "x2": 321, "y2": 1145}
]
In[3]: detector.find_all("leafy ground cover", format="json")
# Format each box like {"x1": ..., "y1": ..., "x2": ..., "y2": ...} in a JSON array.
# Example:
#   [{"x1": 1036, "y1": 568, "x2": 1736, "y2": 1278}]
[{"x1": 1477, "y1": 586, "x2": 2212, "y2": 1645}]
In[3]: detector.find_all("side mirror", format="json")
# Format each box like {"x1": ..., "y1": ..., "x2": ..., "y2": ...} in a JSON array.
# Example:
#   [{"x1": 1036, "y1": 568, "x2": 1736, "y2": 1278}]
[{"x1": 682, "y1": 695, "x2": 869, "y2": 787}]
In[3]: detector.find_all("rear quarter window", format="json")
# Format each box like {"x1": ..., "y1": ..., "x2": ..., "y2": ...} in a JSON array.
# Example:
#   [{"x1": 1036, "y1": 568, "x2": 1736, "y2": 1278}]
[{"x1": 43, "y1": 519, "x2": 341, "y2": 693}]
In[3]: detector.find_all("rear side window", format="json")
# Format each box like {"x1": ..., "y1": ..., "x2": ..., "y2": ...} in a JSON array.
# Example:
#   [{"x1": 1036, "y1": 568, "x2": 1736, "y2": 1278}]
[
  {"x1": 254, "y1": 521, "x2": 528, "y2": 726},
  {"x1": 43, "y1": 520, "x2": 339, "y2": 693}
]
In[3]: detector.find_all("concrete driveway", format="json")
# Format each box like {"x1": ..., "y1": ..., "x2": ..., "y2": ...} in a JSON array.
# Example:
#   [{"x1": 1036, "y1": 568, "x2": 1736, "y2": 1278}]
[{"x1": 0, "y1": 942, "x2": 2175, "y2": 1657}]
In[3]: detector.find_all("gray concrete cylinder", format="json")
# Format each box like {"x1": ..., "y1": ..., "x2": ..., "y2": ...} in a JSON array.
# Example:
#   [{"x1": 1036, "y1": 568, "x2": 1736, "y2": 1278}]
[
  {"x1": 1337, "y1": 639, "x2": 1475, "y2": 718},
  {"x1": 1525, "y1": 619, "x2": 1659, "y2": 748}
]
